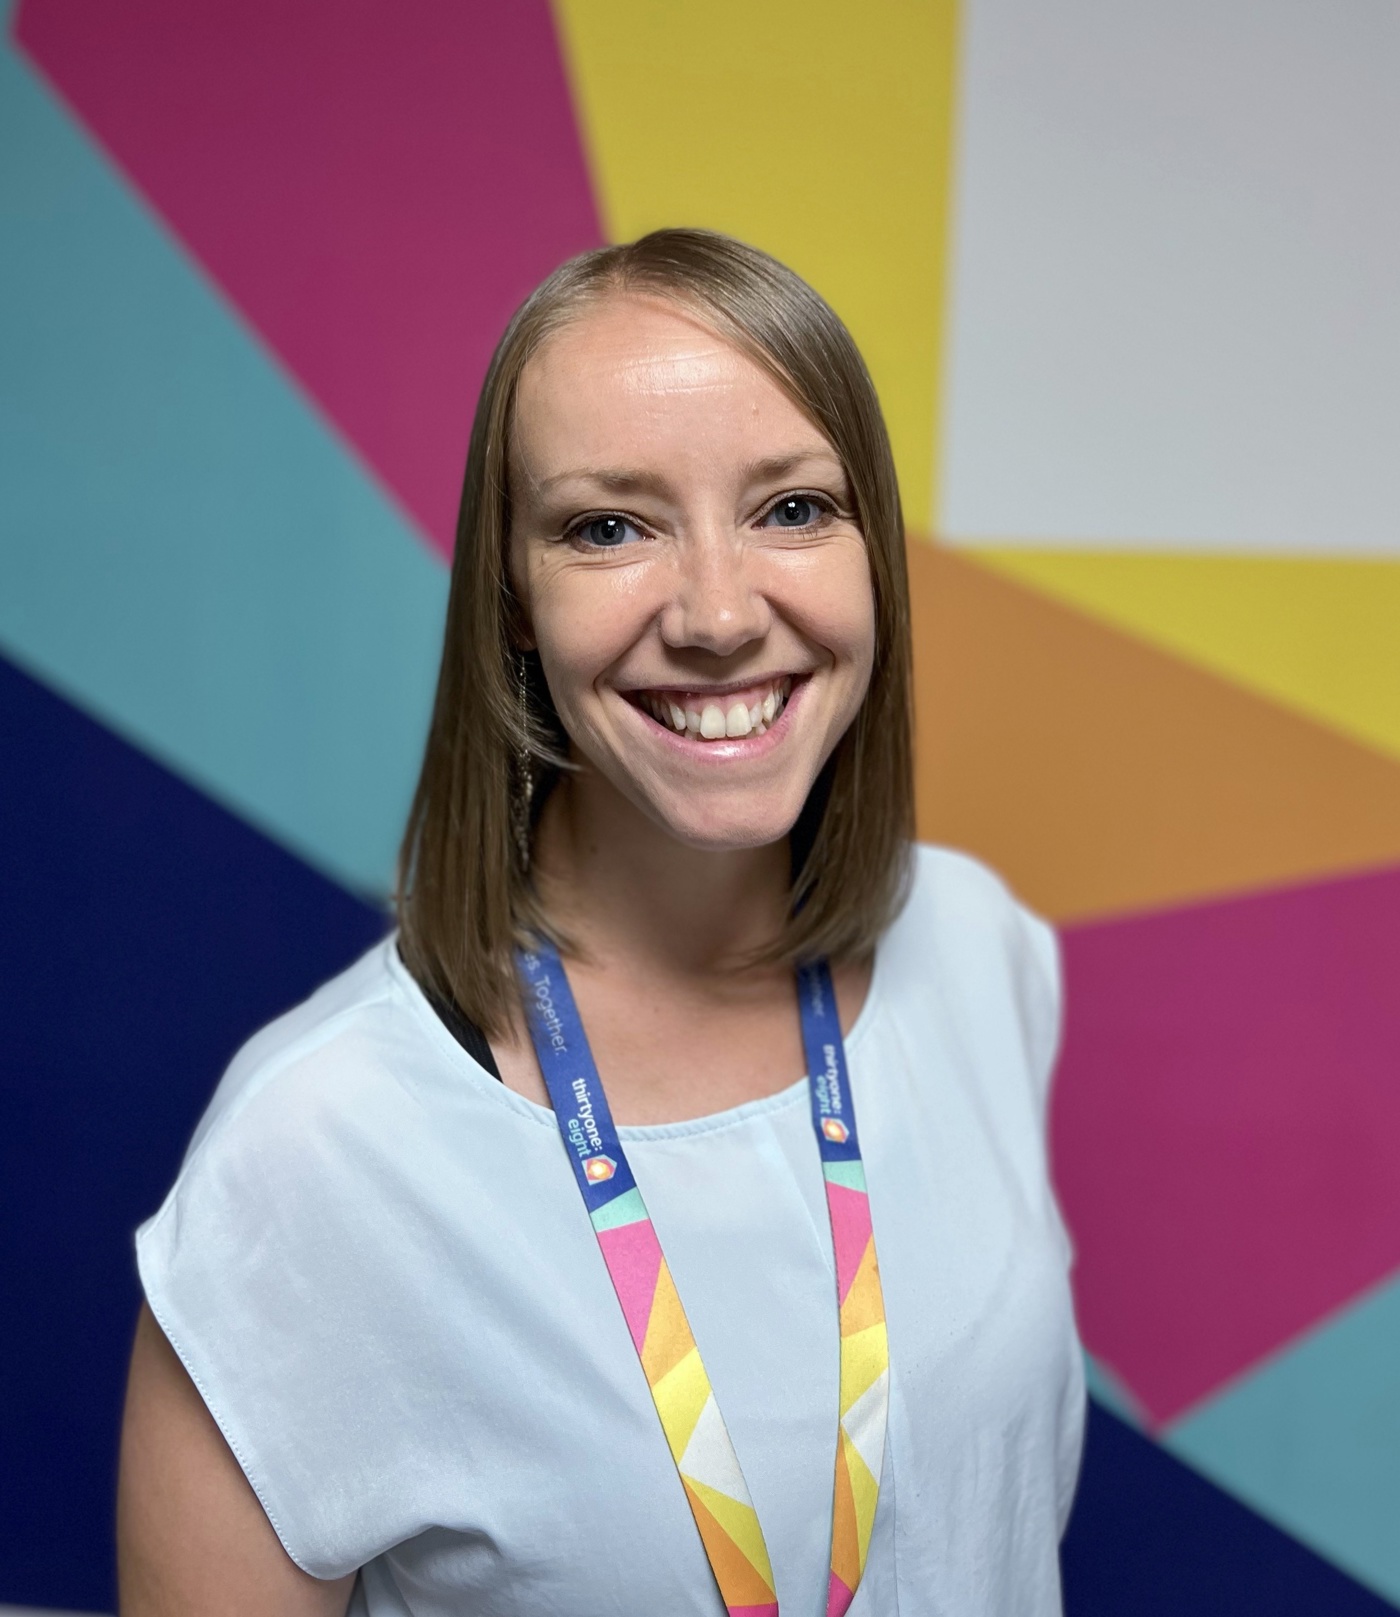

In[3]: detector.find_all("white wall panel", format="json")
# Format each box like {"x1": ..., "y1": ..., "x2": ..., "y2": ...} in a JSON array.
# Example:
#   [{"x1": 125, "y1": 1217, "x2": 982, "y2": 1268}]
[{"x1": 941, "y1": 0, "x2": 1400, "y2": 552}]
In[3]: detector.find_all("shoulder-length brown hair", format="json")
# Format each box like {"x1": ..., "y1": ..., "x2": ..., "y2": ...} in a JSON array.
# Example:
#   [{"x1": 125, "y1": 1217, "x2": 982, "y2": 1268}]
[{"x1": 397, "y1": 228, "x2": 913, "y2": 1035}]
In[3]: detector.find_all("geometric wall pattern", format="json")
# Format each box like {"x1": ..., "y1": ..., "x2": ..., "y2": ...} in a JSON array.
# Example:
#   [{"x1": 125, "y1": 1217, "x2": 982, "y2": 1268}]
[
  {"x1": 1060, "y1": 1403, "x2": 1399, "y2": 1617},
  {"x1": 0, "y1": 655, "x2": 387, "y2": 1612},
  {"x1": 3, "y1": 0, "x2": 1397, "y2": 1609}
]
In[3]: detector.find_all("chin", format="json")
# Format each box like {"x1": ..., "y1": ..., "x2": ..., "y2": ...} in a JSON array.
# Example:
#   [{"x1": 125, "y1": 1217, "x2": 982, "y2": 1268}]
[{"x1": 645, "y1": 792, "x2": 807, "y2": 854}]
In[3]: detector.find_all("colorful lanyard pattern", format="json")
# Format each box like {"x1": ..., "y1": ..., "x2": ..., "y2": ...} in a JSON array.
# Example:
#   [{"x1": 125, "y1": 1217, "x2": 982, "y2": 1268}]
[{"x1": 517, "y1": 942, "x2": 888, "y2": 1617}]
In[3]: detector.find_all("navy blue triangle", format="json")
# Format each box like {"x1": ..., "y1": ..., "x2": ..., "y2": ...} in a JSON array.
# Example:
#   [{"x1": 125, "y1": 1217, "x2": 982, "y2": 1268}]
[
  {"x1": 0, "y1": 653, "x2": 386, "y2": 1610},
  {"x1": 1062, "y1": 1399, "x2": 1398, "y2": 1612}
]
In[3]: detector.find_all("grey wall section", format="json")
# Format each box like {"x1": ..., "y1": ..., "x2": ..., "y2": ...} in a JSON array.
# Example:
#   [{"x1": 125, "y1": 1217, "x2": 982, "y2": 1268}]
[{"x1": 941, "y1": 0, "x2": 1400, "y2": 551}]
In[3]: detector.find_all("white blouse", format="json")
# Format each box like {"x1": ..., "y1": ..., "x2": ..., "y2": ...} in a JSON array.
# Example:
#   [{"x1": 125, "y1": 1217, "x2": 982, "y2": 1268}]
[{"x1": 138, "y1": 844, "x2": 1085, "y2": 1615}]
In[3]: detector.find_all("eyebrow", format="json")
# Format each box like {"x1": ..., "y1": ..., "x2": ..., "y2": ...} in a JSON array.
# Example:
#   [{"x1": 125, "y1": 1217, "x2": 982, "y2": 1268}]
[
  {"x1": 743, "y1": 448, "x2": 847, "y2": 485},
  {"x1": 534, "y1": 448, "x2": 847, "y2": 500},
  {"x1": 535, "y1": 466, "x2": 672, "y2": 498}
]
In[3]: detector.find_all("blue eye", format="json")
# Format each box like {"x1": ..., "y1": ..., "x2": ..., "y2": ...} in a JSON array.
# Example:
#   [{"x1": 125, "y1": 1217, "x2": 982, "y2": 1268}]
[
  {"x1": 763, "y1": 495, "x2": 827, "y2": 529},
  {"x1": 575, "y1": 514, "x2": 641, "y2": 548}
]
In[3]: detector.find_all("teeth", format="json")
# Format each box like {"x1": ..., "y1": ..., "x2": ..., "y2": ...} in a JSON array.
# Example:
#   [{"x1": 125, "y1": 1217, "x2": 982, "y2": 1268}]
[{"x1": 638, "y1": 680, "x2": 792, "y2": 742}]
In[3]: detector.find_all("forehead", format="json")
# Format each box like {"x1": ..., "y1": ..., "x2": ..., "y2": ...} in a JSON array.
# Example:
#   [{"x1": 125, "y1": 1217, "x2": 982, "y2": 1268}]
[{"x1": 512, "y1": 294, "x2": 833, "y2": 472}]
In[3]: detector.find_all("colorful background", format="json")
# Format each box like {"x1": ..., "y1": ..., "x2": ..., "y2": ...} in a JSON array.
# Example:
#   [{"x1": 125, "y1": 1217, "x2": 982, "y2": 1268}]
[{"x1": 3, "y1": 1, "x2": 1398, "y2": 1610}]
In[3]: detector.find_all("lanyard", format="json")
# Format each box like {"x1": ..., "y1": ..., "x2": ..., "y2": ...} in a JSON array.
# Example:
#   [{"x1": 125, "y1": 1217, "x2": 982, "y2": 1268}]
[{"x1": 517, "y1": 941, "x2": 888, "y2": 1617}]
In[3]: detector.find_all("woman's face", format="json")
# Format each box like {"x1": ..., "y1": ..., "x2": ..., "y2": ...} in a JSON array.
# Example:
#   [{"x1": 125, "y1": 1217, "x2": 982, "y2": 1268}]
[{"x1": 509, "y1": 295, "x2": 876, "y2": 853}]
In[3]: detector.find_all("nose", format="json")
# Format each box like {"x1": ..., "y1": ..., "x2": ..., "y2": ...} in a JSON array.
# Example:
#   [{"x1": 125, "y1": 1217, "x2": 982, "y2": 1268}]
[{"x1": 660, "y1": 531, "x2": 772, "y2": 657}]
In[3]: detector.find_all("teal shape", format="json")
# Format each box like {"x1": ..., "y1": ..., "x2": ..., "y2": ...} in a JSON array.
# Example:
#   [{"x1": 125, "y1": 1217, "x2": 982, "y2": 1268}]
[
  {"x1": 823, "y1": 1159, "x2": 867, "y2": 1192},
  {"x1": 1083, "y1": 1352, "x2": 1148, "y2": 1429},
  {"x1": 1164, "y1": 1268, "x2": 1400, "y2": 1605},
  {"x1": 0, "y1": 29, "x2": 448, "y2": 896},
  {"x1": 591, "y1": 1187, "x2": 648, "y2": 1233}
]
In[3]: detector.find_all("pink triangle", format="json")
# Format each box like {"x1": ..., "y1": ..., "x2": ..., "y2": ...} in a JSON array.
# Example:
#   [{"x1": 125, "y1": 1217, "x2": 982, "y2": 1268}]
[
  {"x1": 596, "y1": 1218, "x2": 664, "y2": 1354},
  {"x1": 730, "y1": 1607, "x2": 780, "y2": 1617},
  {"x1": 826, "y1": 1571, "x2": 855, "y2": 1617},
  {"x1": 1053, "y1": 863, "x2": 1400, "y2": 1425},
  {"x1": 19, "y1": 0, "x2": 602, "y2": 556},
  {"x1": 826, "y1": 1183, "x2": 874, "y2": 1303}
]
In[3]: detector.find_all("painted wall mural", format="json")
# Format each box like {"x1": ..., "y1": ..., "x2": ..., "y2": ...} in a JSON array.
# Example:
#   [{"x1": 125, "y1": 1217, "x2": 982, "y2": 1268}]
[{"x1": 2, "y1": 0, "x2": 1397, "y2": 1610}]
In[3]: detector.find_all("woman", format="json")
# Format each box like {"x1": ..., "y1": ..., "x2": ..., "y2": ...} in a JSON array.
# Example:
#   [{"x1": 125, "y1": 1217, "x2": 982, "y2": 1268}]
[{"x1": 119, "y1": 230, "x2": 1084, "y2": 1614}]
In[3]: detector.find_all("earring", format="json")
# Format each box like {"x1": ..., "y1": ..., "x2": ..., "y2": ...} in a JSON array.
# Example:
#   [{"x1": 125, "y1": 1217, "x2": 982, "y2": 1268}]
[{"x1": 513, "y1": 653, "x2": 533, "y2": 872}]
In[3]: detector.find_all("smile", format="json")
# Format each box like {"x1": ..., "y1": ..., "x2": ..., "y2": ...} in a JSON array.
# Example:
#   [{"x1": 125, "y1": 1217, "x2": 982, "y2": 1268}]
[{"x1": 631, "y1": 677, "x2": 794, "y2": 742}]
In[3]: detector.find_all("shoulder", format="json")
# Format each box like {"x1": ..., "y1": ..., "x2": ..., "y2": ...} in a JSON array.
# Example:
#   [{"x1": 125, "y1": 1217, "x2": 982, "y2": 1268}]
[
  {"x1": 133, "y1": 939, "x2": 480, "y2": 1576},
  {"x1": 163, "y1": 937, "x2": 470, "y2": 1210},
  {"x1": 891, "y1": 844, "x2": 1058, "y2": 976},
  {"x1": 878, "y1": 844, "x2": 1063, "y2": 1102}
]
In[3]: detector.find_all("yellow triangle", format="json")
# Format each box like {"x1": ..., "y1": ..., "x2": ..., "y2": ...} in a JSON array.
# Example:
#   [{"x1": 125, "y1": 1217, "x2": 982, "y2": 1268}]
[
  {"x1": 684, "y1": 1476, "x2": 776, "y2": 1587},
  {"x1": 842, "y1": 1430, "x2": 882, "y2": 1565},
  {"x1": 682, "y1": 1481, "x2": 777, "y2": 1605},
  {"x1": 840, "y1": 1322, "x2": 889, "y2": 1415},
  {"x1": 651, "y1": 1347, "x2": 714, "y2": 1462},
  {"x1": 552, "y1": 0, "x2": 961, "y2": 532},
  {"x1": 970, "y1": 549, "x2": 1400, "y2": 764}
]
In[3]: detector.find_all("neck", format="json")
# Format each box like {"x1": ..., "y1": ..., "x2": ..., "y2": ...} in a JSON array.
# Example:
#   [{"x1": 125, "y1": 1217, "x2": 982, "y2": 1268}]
[{"x1": 532, "y1": 770, "x2": 790, "y2": 979}]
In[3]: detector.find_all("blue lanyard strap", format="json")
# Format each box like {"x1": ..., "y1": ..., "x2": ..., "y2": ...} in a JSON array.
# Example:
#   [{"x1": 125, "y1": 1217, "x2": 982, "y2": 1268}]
[
  {"x1": 796, "y1": 960, "x2": 865, "y2": 1167},
  {"x1": 517, "y1": 945, "x2": 639, "y2": 1213}
]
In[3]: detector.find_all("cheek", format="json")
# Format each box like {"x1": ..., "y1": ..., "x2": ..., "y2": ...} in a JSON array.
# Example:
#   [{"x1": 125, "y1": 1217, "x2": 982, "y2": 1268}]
[
  {"x1": 787, "y1": 548, "x2": 877, "y2": 680},
  {"x1": 843, "y1": 576, "x2": 878, "y2": 669},
  {"x1": 528, "y1": 560, "x2": 654, "y2": 719}
]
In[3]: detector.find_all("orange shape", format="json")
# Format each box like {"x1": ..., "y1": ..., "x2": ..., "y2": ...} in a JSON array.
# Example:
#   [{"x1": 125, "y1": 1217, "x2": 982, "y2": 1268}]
[
  {"x1": 910, "y1": 543, "x2": 1400, "y2": 921},
  {"x1": 682, "y1": 1482, "x2": 780, "y2": 1607},
  {"x1": 829, "y1": 1436, "x2": 861, "y2": 1591},
  {"x1": 839, "y1": 1242, "x2": 885, "y2": 1339},
  {"x1": 641, "y1": 1260, "x2": 696, "y2": 1386}
]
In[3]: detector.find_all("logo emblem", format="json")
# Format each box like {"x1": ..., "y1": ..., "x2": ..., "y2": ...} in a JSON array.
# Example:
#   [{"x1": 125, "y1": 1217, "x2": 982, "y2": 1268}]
[
  {"x1": 821, "y1": 1117, "x2": 849, "y2": 1144},
  {"x1": 584, "y1": 1154, "x2": 618, "y2": 1183}
]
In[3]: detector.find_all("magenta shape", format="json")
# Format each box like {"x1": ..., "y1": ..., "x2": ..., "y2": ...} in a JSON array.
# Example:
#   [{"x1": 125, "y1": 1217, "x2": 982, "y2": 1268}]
[
  {"x1": 1052, "y1": 863, "x2": 1400, "y2": 1426},
  {"x1": 826, "y1": 1571, "x2": 854, "y2": 1616},
  {"x1": 596, "y1": 1218, "x2": 664, "y2": 1355},
  {"x1": 825, "y1": 1183, "x2": 873, "y2": 1305},
  {"x1": 17, "y1": 0, "x2": 602, "y2": 556}
]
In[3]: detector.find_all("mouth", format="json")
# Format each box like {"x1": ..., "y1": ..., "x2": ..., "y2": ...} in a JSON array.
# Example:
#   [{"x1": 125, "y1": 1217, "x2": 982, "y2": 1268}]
[{"x1": 627, "y1": 676, "x2": 795, "y2": 742}]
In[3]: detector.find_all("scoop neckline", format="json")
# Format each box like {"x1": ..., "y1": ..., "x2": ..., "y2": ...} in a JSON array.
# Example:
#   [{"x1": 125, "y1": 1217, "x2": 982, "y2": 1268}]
[{"x1": 387, "y1": 931, "x2": 887, "y2": 1142}]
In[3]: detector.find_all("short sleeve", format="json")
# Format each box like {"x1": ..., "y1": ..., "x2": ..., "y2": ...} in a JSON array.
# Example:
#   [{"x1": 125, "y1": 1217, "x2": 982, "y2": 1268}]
[
  {"x1": 135, "y1": 1001, "x2": 437, "y2": 1579},
  {"x1": 1006, "y1": 901, "x2": 1085, "y2": 1532},
  {"x1": 1012, "y1": 903, "x2": 1065, "y2": 1128}
]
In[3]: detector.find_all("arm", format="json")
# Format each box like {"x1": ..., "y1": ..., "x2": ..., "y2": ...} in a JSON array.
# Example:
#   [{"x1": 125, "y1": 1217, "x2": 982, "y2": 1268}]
[{"x1": 118, "y1": 1303, "x2": 356, "y2": 1617}]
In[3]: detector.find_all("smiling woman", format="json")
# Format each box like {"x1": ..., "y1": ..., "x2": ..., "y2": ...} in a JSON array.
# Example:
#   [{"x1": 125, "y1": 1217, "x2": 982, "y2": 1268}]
[
  {"x1": 118, "y1": 231, "x2": 1085, "y2": 1616},
  {"x1": 398, "y1": 232, "x2": 914, "y2": 1051}
]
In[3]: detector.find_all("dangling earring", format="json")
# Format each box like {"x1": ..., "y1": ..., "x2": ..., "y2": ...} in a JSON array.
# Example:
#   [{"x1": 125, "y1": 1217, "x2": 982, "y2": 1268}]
[{"x1": 513, "y1": 653, "x2": 533, "y2": 872}]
